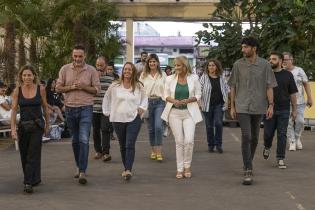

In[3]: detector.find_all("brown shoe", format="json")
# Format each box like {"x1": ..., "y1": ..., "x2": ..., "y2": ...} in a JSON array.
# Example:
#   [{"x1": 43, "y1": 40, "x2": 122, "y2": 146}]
[
  {"x1": 103, "y1": 154, "x2": 112, "y2": 162},
  {"x1": 94, "y1": 153, "x2": 102, "y2": 160},
  {"x1": 184, "y1": 168, "x2": 192, "y2": 178},
  {"x1": 78, "y1": 172, "x2": 87, "y2": 185},
  {"x1": 176, "y1": 171, "x2": 184, "y2": 179}
]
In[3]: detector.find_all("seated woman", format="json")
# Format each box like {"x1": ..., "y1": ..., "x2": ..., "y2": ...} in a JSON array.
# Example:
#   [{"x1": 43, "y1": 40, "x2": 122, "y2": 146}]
[
  {"x1": 0, "y1": 83, "x2": 12, "y2": 125},
  {"x1": 46, "y1": 79, "x2": 65, "y2": 123}
]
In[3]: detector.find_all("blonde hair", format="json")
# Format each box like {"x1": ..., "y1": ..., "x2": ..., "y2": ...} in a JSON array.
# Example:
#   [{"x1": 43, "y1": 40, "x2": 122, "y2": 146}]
[
  {"x1": 17, "y1": 64, "x2": 39, "y2": 87},
  {"x1": 174, "y1": 56, "x2": 192, "y2": 75}
]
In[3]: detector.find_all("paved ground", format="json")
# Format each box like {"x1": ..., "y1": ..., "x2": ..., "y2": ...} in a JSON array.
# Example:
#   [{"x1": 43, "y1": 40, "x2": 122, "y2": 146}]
[{"x1": 0, "y1": 122, "x2": 314, "y2": 210}]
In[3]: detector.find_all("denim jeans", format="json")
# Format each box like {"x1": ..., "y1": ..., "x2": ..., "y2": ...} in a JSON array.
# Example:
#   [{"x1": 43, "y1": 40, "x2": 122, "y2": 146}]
[
  {"x1": 113, "y1": 115, "x2": 142, "y2": 171},
  {"x1": 287, "y1": 104, "x2": 305, "y2": 143},
  {"x1": 202, "y1": 104, "x2": 224, "y2": 149},
  {"x1": 237, "y1": 113, "x2": 263, "y2": 170},
  {"x1": 92, "y1": 113, "x2": 112, "y2": 154},
  {"x1": 148, "y1": 98, "x2": 165, "y2": 146},
  {"x1": 65, "y1": 105, "x2": 93, "y2": 173},
  {"x1": 264, "y1": 110, "x2": 290, "y2": 160}
]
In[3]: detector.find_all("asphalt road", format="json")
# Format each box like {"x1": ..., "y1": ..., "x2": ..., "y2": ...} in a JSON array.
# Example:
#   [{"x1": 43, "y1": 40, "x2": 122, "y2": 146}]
[{"x1": 0, "y1": 122, "x2": 314, "y2": 210}]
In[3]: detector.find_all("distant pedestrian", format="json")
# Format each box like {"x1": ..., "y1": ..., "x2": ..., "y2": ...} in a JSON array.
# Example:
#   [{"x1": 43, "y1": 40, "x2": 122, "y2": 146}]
[
  {"x1": 165, "y1": 65, "x2": 173, "y2": 76},
  {"x1": 140, "y1": 53, "x2": 167, "y2": 161},
  {"x1": 199, "y1": 59, "x2": 228, "y2": 153},
  {"x1": 56, "y1": 45, "x2": 100, "y2": 185},
  {"x1": 161, "y1": 55, "x2": 202, "y2": 179},
  {"x1": 282, "y1": 52, "x2": 313, "y2": 151},
  {"x1": 228, "y1": 37, "x2": 277, "y2": 185},
  {"x1": 135, "y1": 51, "x2": 148, "y2": 77},
  {"x1": 103, "y1": 62, "x2": 147, "y2": 181},
  {"x1": 11, "y1": 65, "x2": 50, "y2": 193},
  {"x1": 263, "y1": 52, "x2": 297, "y2": 169}
]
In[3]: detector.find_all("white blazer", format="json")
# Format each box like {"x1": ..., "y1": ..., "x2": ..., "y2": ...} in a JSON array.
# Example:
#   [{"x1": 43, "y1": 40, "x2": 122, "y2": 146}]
[{"x1": 161, "y1": 74, "x2": 203, "y2": 124}]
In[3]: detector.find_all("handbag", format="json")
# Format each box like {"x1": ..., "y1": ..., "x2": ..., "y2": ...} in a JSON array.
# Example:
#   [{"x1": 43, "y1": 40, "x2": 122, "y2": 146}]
[
  {"x1": 19, "y1": 118, "x2": 45, "y2": 132},
  {"x1": 19, "y1": 120, "x2": 38, "y2": 132}
]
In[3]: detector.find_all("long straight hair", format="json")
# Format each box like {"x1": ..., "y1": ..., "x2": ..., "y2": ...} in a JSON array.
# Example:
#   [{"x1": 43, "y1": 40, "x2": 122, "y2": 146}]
[
  {"x1": 117, "y1": 62, "x2": 143, "y2": 92},
  {"x1": 141, "y1": 53, "x2": 162, "y2": 79},
  {"x1": 204, "y1": 59, "x2": 223, "y2": 76}
]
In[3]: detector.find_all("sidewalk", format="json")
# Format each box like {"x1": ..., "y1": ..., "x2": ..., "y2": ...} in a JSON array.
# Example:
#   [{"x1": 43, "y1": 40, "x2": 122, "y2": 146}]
[{"x1": 0, "y1": 122, "x2": 314, "y2": 210}]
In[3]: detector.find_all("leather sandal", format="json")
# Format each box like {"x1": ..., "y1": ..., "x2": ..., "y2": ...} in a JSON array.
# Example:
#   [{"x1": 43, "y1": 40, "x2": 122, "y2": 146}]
[
  {"x1": 176, "y1": 171, "x2": 183, "y2": 179},
  {"x1": 184, "y1": 168, "x2": 192, "y2": 178}
]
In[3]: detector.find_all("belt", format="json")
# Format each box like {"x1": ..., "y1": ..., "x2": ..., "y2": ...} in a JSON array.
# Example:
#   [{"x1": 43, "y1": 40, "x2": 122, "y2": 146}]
[{"x1": 148, "y1": 96, "x2": 161, "y2": 100}]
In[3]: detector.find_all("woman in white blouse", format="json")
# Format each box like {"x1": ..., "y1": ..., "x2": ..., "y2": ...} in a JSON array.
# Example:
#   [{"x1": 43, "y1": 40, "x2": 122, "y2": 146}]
[
  {"x1": 140, "y1": 54, "x2": 167, "y2": 162},
  {"x1": 161, "y1": 56, "x2": 202, "y2": 179},
  {"x1": 103, "y1": 62, "x2": 148, "y2": 180}
]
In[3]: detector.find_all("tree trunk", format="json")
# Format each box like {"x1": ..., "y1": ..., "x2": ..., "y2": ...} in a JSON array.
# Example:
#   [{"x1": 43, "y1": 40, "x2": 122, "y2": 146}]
[
  {"x1": 3, "y1": 21, "x2": 16, "y2": 84},
  {"x1": 30, "y1": 35, "x2": 37, "y2": 66},
  {"x1": 73, "y1": 20, "x2": 88, "y2": 49},
  {"x1": 18, "y1": 34, "x2": 26, "y2": 69}
]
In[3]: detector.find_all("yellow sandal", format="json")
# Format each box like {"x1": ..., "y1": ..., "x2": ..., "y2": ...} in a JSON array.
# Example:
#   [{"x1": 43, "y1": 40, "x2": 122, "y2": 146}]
[
  {"x1": 156, "y1": 154, "x2": 163, "y2": 162},
  {"x1": 150, "y1": 152, "x2": 157, "y2": 160}
]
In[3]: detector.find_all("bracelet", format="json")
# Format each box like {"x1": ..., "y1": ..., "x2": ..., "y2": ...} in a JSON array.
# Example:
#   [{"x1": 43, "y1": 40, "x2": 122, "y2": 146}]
[{"x1": 268, "y1": 102, "x2": 274, "y2": 106}]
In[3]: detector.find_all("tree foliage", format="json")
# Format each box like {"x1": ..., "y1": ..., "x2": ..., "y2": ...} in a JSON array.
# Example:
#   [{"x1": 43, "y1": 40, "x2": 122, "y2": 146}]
[
  {"x1": 0, "y1": 0, "x2": 122, "y2": 82},
  {"x1": 196, "y1": 0, "x2": 315, "y2": 77}
]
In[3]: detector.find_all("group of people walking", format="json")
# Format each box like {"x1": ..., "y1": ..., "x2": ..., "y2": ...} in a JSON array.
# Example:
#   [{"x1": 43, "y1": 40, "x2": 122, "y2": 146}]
[{"x1": 10, "y1": 36, "x2": 312, "y2": 193}]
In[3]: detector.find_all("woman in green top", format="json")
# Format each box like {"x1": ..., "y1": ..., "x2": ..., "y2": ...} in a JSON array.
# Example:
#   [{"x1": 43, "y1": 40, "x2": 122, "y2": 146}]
[{"x1": 161, "y1": 56, "x2": 203, "y2": 179}]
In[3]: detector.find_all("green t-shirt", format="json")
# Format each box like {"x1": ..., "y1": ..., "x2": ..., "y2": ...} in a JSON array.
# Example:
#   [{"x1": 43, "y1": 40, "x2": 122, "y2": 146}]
[{"x1": 173, "y1": 83, "x2": 189, "y2": 109}]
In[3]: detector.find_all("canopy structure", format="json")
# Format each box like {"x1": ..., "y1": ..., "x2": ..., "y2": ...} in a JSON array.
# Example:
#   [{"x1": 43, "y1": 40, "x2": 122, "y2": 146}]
[{"x1": 109, "y1": 0, "x2": 219, "y2": 61}]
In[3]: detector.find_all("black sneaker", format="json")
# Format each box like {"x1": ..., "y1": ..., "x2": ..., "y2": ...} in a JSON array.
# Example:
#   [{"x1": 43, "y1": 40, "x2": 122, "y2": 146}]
[
  {"x1": 24, "y1": 184, "x2": 33, "y2": 193},
  {"x1": 242, "y1": 170, "x2": 253, "y2": 185},
  {"x1": 216, "y1": 147, "x2": 223, "y2": 154},
  {"x1": 208, "y1": 146, "x2": 215, "y2": 153},
  {"x1": 278, "y1": 159, "x2": 287, "y2": 169},
  {"x1": 263, "y1": 147, "x2": 270, "y2": 160}
]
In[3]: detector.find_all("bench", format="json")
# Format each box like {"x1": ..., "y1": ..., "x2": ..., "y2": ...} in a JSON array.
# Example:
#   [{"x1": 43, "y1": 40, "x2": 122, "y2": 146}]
[{"x1": 0, "y1": 123, "x2": 11, "y2": 138}]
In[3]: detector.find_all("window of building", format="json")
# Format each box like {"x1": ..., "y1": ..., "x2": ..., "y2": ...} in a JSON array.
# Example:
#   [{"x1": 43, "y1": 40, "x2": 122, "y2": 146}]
[{"x1": 179, "y1": 48, "x2": 194, "y2": 54}]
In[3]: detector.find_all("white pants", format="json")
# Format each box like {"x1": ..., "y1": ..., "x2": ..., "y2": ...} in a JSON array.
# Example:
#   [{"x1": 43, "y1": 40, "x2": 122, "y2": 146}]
[{"x1": 169, "y1": 109, "x2": 195, "y2": 172}]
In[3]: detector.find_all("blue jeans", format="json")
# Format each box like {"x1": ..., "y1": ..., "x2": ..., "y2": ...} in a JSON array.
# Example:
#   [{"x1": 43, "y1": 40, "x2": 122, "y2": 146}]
[
  {"x1": 113, "y1": 115, "x2": 142, "y2": 171},
  {"x1": 202, "y1": 104, "x2": 224, "y2": 148},
  {"x1": 237, "y1": 113, "x2": 263, "y2": 170},
  {"x1": 287, "y1": 104, "x2": 305, "y2": 143},
  {"x1": 148, "y1": 98, "x2": 165, "y2": 146},
  {"x1": 264, "y1": 110, "x2": 290, "y2": 160},
  {"x1": 65, "y1": 105, "x2": 93, "y2": 173}
]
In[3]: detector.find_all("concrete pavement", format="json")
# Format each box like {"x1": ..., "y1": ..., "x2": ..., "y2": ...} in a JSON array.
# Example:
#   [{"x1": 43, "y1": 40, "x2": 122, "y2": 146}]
[{"x1": 0, "y1": 122, "x2": 314, "y2": 210}]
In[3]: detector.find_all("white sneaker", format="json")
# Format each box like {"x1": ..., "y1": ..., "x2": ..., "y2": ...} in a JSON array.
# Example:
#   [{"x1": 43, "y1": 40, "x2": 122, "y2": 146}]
[
  {"x1": 289, "y1": 142, "x2": 296, "y2": 151},
  {"x1": 296, "y1": 139, "x2": 303, "y2": 150},
  {"x1": 278, "y1": 159, "x2": 287, "y2": 169}
]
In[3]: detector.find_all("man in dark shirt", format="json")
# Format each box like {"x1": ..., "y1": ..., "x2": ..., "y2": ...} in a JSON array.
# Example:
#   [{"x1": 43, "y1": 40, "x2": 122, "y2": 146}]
[{"x1": 263, "y1": 52, "x2": 297, "y2": 169}]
